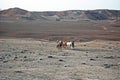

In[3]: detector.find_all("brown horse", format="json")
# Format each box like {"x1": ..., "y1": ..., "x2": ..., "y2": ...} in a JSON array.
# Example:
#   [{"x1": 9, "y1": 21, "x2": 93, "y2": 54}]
[{"x1": 63, "y1": 40, "x2": 67, "y2": 48}]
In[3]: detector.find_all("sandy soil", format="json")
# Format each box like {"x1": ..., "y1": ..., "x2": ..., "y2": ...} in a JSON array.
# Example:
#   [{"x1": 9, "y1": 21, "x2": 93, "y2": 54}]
[{"x1": 0, "y1": 38, "x2": 120, "y2": 80}]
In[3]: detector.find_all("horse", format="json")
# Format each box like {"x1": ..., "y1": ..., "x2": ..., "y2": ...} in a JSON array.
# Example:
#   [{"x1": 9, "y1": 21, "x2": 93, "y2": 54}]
[
  {"x1": 56, "y1": 40, "x2": 63, "y2": 48},
  {"x1": 56, "y1": 40, "x2": 74, "y2": 49},
  {"x1": 66, "y1": 41, "x2": 74, "y2": 49}
]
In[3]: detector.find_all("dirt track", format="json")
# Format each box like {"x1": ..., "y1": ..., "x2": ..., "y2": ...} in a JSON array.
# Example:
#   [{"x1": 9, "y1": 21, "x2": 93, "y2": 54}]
[{"x1": 0, "y1": 38, "x2": 120, "y2": 80}]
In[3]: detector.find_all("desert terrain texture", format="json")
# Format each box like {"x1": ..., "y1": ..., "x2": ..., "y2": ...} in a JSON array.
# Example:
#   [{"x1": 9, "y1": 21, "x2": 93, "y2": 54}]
[
  {"x1": 0, "y1": 8, "x2": 120, "y2": 80},
  {"x1": 0, "y1": 38, "x2": 120, "y2": 80}
]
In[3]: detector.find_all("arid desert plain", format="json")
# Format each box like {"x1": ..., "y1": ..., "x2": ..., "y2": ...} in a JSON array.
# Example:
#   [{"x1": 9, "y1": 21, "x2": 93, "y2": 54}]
[{"x1": 0, "y1": 20, "x2": 120, "y2": 80}]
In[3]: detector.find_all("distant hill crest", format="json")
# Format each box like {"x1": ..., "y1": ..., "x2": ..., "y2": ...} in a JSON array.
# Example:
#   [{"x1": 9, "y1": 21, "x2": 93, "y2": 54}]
[{"x1": 0, "y1": 7, "x2": 120, "y2": 21}]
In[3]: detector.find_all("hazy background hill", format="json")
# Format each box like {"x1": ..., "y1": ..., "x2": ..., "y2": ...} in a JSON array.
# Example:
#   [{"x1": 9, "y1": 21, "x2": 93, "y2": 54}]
[
  {"x1": 0, "y1": 8, "x2": 120, "y2": 41},
  {"x1": 0, "y1": 8, "x2": 120, "y2": 21}
]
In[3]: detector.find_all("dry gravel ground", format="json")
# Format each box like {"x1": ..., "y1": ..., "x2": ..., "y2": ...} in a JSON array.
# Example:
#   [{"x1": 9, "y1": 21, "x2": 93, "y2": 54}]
[{"x1": 0, "y1": 38, "x2": 120, "y2": 80}]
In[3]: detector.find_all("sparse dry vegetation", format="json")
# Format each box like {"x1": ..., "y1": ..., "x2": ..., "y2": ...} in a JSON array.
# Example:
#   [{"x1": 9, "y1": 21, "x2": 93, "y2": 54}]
[{"x1": 0, "y1": 38, "x2": 120, "y2": 80}]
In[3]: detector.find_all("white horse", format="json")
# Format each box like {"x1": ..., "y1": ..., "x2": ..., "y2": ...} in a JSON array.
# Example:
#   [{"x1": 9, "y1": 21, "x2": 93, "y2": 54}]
[{"x1": 66, "y1": 41, "x2": 74, "y2": 49}]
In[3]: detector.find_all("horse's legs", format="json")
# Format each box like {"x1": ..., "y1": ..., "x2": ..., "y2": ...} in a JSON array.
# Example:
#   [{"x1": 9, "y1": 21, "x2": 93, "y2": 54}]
[
  {"x1": 63, "y1": 45, "x2": 67, "y2": 48},
  {"x1": 56, "y1": 43, "x2": 62, "y2": 51},
  {"x1": 58, "y1": 46, "x2": 62, "y2": 51},
  {"x1": 70, "y1": 44, "x2": 73, "y2": 49}
]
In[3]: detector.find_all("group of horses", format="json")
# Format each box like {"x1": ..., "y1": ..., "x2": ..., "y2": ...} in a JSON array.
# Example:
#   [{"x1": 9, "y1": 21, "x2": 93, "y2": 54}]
[{"x1": 56, "y1": 40, "x2": 74, "y2": 49}]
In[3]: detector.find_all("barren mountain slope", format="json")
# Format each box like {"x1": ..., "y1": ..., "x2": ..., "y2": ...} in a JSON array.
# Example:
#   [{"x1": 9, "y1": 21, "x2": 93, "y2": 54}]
[{"x1": 0, "y1": 8, "x2": 120, "y2": 21}]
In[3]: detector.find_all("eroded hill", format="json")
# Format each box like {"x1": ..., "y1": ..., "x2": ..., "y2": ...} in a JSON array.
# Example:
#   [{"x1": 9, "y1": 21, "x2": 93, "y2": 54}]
[{"x1": 0, "y1": 8, "x2": 120, "y2": 21}]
